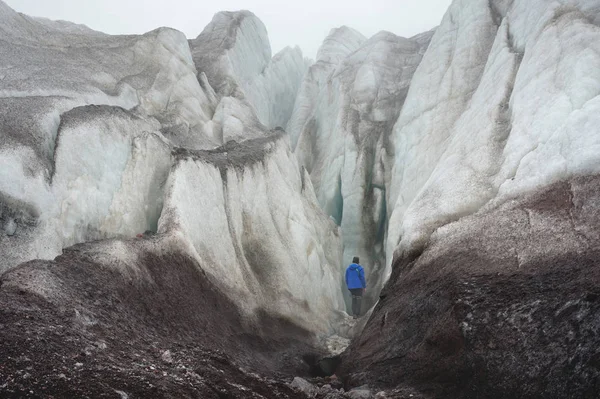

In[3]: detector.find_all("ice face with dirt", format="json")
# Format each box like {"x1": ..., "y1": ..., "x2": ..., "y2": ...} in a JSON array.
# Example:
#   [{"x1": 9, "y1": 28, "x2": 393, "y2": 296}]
[
  {"x1": 0, "y1": 5, "x2": 308, "y2": 270},
  {"x1": 0, "y1": 0, "x2": 222, "y2": 268},
  {"x1": 159, "y1": 133, "x2": 346, "y2": 334},
  {"x1": 386, "y1": 0, "x2": 600, "y2": 268},
  {"x1": 0, "y1": 0, "x2": 346, "y2": 336},
  {"x1": 288, "y1": 27, "x2": 432, "y2": 308},
  {"x1": 0, "y1": 105, "x2": 173, "y2": 272}
]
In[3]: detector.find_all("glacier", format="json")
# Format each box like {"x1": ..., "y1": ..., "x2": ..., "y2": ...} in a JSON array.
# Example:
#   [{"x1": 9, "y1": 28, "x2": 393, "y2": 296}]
[
  {"x1": 159, "y1": 132, "x2": 346, "y2": 334},
  {"x1": 0, "y1": 1, "x2": 343, "y2": 339},
  {"x1": 2, "y1": 0, "x2": 600, "y2": 396},
  {"x1": 387, "y1": 0, "x2": 600, "y2": 265},
  {"x1": 342, "y1": 0, "x2": 600, "y2": 396},
  {"x1": 189, "y1": 11, "x2": 309, "y2": 138},
  {"x1": 288, "y1": 26, "x2": 434, "y2": 309}
]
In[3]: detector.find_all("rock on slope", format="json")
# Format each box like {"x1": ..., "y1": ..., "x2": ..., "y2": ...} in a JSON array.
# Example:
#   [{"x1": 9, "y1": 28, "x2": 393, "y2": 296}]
[
  {"x1": 288, "y1": 26, "x2": 433, "y2": 310},
  {"x1": 342, "y1": 0, "x2": 600, "y2": 396}
]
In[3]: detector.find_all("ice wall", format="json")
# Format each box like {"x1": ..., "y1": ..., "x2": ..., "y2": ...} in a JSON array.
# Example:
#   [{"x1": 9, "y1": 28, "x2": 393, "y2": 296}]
[
  {"x1": 0, "y1": 1, "x2": 224, "y2": 271},
  {"x1": 2, "y1": 0, "x2": 599, "y2": 329},
  {"x1": 386, "y1": 0, "x2": 600, "y2": 269},
  {"x1": 288, "y1": 27, "x2": 432, "y2": 308},
  {"x1": 0, "y1": 105, "x2": 172, "y2": 272},
  {"x1": 158, "y1": 132, "x2": 345, "y2": 334},
  {"x1": 0, "y1": 1, "x2": 346, "y2": 332}
]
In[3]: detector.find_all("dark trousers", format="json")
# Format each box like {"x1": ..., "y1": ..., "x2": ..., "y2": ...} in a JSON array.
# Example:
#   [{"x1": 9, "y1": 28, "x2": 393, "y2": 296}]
[{"x1": 349, "y1": 288, "x2": 363, "y2": 316}]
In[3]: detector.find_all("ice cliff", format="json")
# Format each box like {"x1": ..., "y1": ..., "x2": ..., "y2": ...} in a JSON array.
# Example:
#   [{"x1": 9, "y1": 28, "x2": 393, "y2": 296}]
[
  {"x1": 288, "y1": 26, "x2": 434, "y2": 309},
  {"x1": 159, "y1": 133, "x2": 345, "y2": 332},
  {"x1": 340, "y1": 0, "x2": 600, "y2": 396},
  {"x1": 387, "y1": 0, "x2": 600, "y2": 259},
  {"x1": 189, "y1": 11, "x2": 309, "y2": 139},
  {"x1": 0, "y1": 1, "x2": 339, "y2": 336},
  {"x1": 285, "y1": 0, "x2": 600, "y2": 306}
]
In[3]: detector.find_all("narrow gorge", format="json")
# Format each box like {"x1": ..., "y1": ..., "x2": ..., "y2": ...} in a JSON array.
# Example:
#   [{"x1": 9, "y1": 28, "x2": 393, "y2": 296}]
[{"x1": 1, "y1": 0, "x2": 600, "y2": 397}]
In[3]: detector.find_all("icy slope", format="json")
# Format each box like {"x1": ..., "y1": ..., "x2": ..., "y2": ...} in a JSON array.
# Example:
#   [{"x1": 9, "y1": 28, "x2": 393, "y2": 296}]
[
  {"x1": 159, "y1": 132, "x2": 345, "y2": 334},
  {"x1": 386, "y1": 0, "x2": 600, "y2": 265},
  {"x1": 288, "y1": 27, "x2": 432, "y2": 308},
  {"x1": 189, "y1": 11, "x2": 309, "y2": 136}
]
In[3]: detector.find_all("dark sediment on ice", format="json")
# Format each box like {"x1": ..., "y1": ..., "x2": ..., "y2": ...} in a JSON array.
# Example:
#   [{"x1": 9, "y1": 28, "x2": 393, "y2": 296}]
[
  {"x1": 0, "y1": 236, "x2": 320, "y2": 398},
  {"x1": 340, "y1": 175, "x2": 600, "y2": 398}
]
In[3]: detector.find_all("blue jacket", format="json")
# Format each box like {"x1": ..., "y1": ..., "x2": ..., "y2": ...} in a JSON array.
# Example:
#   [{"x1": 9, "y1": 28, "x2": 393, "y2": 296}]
[{"x1": 345, "y1": 263, "x2": 366, "y2": 289}]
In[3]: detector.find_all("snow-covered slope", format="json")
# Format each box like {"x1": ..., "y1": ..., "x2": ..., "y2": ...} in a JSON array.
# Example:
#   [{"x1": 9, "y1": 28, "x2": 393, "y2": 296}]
[
  {"x1": 288, "y1": 27, "x2": 432, "y2": 308},
  {"x1": 189, "y1": 11, "x2": 309, "y2": 136},
  {"x1": 386, "y1": 0, "x2": 600, "y2": 267}
]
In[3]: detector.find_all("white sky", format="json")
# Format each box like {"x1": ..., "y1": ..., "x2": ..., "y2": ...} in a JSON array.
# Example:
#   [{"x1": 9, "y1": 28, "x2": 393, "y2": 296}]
[{"x1": 4, "y1": 0, "x2": 452, "y2": 59}]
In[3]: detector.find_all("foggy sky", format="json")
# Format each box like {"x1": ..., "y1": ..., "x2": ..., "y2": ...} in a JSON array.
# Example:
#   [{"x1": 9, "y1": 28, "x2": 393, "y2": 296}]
[{"x1": 4, "y1": 0, "x2": 452, "y2": 59}]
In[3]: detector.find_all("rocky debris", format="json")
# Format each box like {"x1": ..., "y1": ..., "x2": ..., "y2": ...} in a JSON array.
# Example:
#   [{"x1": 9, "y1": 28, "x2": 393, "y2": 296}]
[
  {"x1": 303, "y1": 353, "x2": 343, "y2": 378},
  {"x1": 161, "y1": 350, "x2": 173, "y2": 364},
  {"x1": 287, "y1": 376, "x2": 404, "y2": 399},
  {"x1": 372, "y1": 387, "x2": 429, "y2": 399},
  {"x1": 347, "y1": 385, "x2": 373, "y2": 399},
  {"x1": 290, "y1": 377, "x2": 319, "y2": 397},
  {"x1": 325, "y1": 335, "x2": 351, "y2": 355},
  {"x1": 0, "y1": 236, "x2": 323, "y2": 398},
  {"x1": 342, "y1": 176, "x2": 600, "y2": 398}
]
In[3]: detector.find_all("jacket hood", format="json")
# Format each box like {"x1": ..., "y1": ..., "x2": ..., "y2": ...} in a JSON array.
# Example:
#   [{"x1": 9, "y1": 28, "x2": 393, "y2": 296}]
[{"x1": 349, "y1": 263, "x2": 361, "y2": 270}]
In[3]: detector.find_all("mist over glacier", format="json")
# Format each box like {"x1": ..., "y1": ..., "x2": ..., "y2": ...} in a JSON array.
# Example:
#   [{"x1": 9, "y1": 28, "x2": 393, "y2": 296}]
[{"x1": 1, "y1": 0, "x2": 600, "y2": 397}]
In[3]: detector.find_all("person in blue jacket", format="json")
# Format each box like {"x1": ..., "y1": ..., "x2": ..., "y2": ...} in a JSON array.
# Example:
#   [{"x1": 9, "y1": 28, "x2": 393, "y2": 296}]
[{"x1": 345, "y1": 256, "x2": 366, "y2": 319}]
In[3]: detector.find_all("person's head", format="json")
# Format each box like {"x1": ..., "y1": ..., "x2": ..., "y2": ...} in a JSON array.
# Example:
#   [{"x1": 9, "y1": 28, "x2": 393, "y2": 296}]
[{"x1": 352, "y1": 256, "x2": 359, "y2": 264}]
